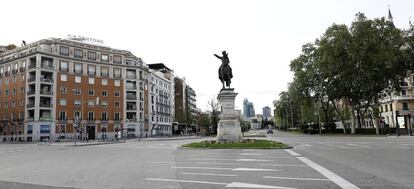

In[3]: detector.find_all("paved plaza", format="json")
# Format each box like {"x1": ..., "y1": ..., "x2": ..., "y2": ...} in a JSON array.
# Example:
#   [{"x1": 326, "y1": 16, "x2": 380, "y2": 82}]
[{"x1": 0, "y1": 133, "x2": 414, "y2": 189}]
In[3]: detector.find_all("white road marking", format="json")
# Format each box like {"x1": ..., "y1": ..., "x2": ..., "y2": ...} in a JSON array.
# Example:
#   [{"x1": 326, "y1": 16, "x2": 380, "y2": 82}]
[
  {"x1": 145, "y1": 178, "x2": 226, "y2": 185},
  {"x1": 172, "y1": 166, "x2": 278, "y2": 172},
  {"x1": 232, "y1": 168, "x2": 279, "y2": 172},
  {"x1": 264, "y1": 176, "x2": 330, "y2": 181},
  {"x1": 225, "y1": 182, "x2": 296, "y2": 189},
  {"x1": 297, "y1": 156, "x2": 359, "y2": 189},
  {"x1": 303, "y1": 144, "x2": 313, "y2": 147},
  {"x1": 172, "y1": 166, "x2": 232, "y2": 170},
  {"x1": 393, "y1": 145, "x2": 410, "y2": 149},
  {"x1": 259, "y1": 164, "x2": 307, "y2": 167},
  {"x1": 149, "y1": 161, "x2": 178, "y2": 164},
  {"x1": 237, "y1": 159, "x2": 273, "y2": 162},
  {"x1": 199, "y1": 162, "x2": 242, "y2": 165},
  {"x1": 285, "y1": 149, "x2": 301, "y2": 157},
  {"x1": 240, "y1": 153, "x2": 264, "y2": 156},
  {"x1": 182, "y1": 172, "x2": 238, "y2": 177},
  {"x1": 146, "y1": 178, "x2": 295, "y2": 189},
  {"x1": 188, "y1": 158, "x2": 235, "y2": 161},
  {"x1": 347, "y1": 144, "x2": 370, "y2": 148}
]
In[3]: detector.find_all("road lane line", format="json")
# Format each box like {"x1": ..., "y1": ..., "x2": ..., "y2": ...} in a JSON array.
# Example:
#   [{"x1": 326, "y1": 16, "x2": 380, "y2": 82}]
[
  {"x1": 146, "y1": 178, "x2": 295, "y2": 189},
  {"x1": 182, "y1": 172, "x2": 238, "y2": 177},
  {"x1": 264, "y1": 176, "x2": 330, "y2": 181},
  {"x1": 225, "y1": 182, "x2": 296, "y2": 189},
  {"x1": 199, "y1": 162, "x2": 242, "y2": 165},
  {"x1": 145, "y1": 178, "x2": 226, "y2": 185},
  {"x1": 237, "y1": 159, "x2": 273, "y2": 162},
  {"x1": 232, "y1": 168, "x2": 279, "y2": 172},
  {"x1": 347, "y1": 144, "x2": 370, "y2": 148},
  {"x1": 297, "y1": 156, "x2": 359, "y2": 189},
  {"x1": 259, "y1": 164, "x2": 306, "y2": 167},
  {"x1": 285, "y1": 149, "x2": 301, "y2": 157},
  {"x1": 393, "y1": 145, "x2": 410, "y2": 149},
  {"x1": 172, "y1": 166, "x2": 232, "y2": 170}
]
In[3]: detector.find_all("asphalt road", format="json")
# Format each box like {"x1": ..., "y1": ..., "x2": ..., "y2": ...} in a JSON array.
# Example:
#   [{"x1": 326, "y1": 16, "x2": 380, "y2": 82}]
[{"x1": 0, "y1": 133, "x2": 413, "y2": 189}]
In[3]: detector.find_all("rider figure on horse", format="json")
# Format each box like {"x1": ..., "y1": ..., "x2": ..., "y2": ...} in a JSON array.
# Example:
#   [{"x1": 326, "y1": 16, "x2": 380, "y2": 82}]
[{"x1": 214, "y1": 51, "x2": 233, "y2": 89}]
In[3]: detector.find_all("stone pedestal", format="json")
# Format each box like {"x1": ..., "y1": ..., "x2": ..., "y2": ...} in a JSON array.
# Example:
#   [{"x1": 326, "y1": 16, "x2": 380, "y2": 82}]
[{"x1": 217, "y1": 88, "x2": 242, "y2": 143}]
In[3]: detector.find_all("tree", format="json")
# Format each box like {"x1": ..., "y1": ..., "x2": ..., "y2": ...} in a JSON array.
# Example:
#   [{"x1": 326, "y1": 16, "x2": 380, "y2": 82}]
[
  {"x1": 196, "y1": 112, "x2": 211, "y2": 136},
  {"x1": 207, "y1": 98, "x2": 220, "y2": 135}
]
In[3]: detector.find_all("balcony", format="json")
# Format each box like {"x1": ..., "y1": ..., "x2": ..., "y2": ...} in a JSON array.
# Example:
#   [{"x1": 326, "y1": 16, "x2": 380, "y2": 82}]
[
  {"x1": 27, "y1": 90, "x2": 35, "y2": 95},
  {"x1": 126, "y1": 74, "x2": 136, "y2": 79},
  {"x1": 40, "y1": 78, "x2": 53, "y2": 83},
  {"x1": 41, "y1": 64, "x2": 54, "y2": 70},
  {"x1": 39, "y1": 103, "x2": 52, "y2": 108},
  {"x1": 126, "y1": 118, "x2": 137, "y2": 122},
  {"x1": 126, "y1": 85, "x2": 137, "y2": 90},
  {"x1": 126, "y1": 106, "x2": 137, "y2": 110},
  {"x1": 27, "y1": 104, "x2": 35, "y2": 108},
  {"x1": 40, "y1": 90, "x2": 52, "y2": 95},
  {"x1": 28, "y1": 77, "x2": 36, "y2": 82},
  {"x1": 126, "y1": 95, "x2": 137, "y2": 100},
  {"x1": 101, "y1": 72, "x2": 109, "y2": 77},
  {"x1": 88, "y1": 71, "x2": 96, "y2": 76},
  {"x1": 39, "y1": 117, "x2": 52, "y2": 121},
  {"x1": 114, "y1": 74, "x2": 121, "y2": 78}
]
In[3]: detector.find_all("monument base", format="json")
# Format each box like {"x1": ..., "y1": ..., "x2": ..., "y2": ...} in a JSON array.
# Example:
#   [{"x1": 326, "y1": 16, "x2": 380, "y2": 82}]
[
  {"x1": 216, "y1": 88, "x2": 242, "y2": 143},
  {"x1": 217, "y1": 120, "x2": 242, "y2": 143}
]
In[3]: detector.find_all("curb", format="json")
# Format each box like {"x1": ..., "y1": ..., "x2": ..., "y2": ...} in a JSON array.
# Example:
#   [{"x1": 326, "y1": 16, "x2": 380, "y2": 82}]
[{"x1": 64, "y1": 141, "x2": 125, "y2": 147}]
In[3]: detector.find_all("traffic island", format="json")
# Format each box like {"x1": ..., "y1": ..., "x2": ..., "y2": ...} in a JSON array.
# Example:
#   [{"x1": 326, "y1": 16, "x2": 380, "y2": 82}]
[{"x1": 181, "y1": 139, "x2": 291, "y2": 149}]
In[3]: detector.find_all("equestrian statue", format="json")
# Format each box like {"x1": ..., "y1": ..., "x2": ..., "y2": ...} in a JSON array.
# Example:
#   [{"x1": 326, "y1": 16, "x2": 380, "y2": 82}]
[{"x1": 214, "y1": 51, "x2": 233, "y2": 89}]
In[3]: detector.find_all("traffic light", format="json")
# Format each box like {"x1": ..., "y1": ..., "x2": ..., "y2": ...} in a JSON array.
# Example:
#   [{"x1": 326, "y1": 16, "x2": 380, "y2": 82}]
[{"x1": 396, "y1": 111, "x2": 400, "y2": 117}]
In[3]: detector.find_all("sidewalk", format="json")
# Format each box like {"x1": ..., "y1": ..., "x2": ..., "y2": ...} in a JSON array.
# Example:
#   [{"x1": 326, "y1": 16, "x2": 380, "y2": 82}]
[
  {"x1": 141, "y1": 135, "x2": 203, "y2": 141},
  {"x1": 46, "y1": 140, "x2": 125, "y2": 147}
]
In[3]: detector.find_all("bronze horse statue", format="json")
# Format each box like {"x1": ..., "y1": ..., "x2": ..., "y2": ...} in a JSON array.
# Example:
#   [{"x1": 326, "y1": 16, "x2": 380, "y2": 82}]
[{"x1": 214, "y1": 51, "x2": 233, "y2": 89}]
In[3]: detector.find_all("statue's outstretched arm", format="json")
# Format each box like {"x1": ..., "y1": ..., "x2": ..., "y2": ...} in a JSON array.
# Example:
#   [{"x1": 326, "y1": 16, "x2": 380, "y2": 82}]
[{"x1": 214, "y1": 54, "x2": 221, "y2": 59}]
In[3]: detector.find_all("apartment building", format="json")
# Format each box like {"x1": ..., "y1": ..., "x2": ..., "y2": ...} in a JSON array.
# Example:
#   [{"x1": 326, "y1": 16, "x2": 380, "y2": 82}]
[
  {"x1": 147, "y1": 63, "x2": 174, "y2": 136},
  {"x1": 174, "y1": 77, "x2": 197, "y2": 134},
  {"x1": 380, "y1": 75, "x2": 414, "y2": 135},
  {"x1": 0, "y1": 37, "x2": 148, "y2": 142}
]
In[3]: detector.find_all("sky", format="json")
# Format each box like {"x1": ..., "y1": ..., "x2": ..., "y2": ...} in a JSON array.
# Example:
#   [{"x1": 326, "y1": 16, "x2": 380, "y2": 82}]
[{"x1": 1, "y1": 0, "x2": 414, "y2": 114}]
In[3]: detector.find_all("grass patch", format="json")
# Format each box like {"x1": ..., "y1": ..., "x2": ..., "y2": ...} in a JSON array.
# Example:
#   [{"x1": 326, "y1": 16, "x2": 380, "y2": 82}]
[{"x1": 181, "y1": 139, "x2": 290, "y2": 149}]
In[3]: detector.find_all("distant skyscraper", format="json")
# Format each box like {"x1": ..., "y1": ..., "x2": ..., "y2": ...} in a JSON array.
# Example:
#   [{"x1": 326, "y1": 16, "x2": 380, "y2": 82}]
[
  {"x1": 262, "y1": 106, "x2": 271, "y2": 119},
  {"x1": 243, "y1": 98, "x2": 255, "y2": 118}
]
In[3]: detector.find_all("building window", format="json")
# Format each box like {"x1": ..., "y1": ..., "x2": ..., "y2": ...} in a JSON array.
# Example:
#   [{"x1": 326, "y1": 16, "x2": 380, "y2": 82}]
[
  {"x1": 11, "y1": 101, "x2": 16, "y2": 108},
  {"x1": 403, "y1": 102, "x2": 409, "y2": 110},
  {"x1": 101, "y1": 101, "x2": 108, "y2": 108},
  {"x1": 114, "y1": 90, "x2": 120, "y2": 97},
  {"x1": 101, "y1": 66, "x2": 109, "y2": 77},
  {"x1": 402, "y1": 90, "x2": 407, "y2": 96},
  {"x1": 75, "y1": 76, "x2": 81, "y2": 83},
  {"x1": 59, "y1": 112, "x2": 67, "y2": 120},
  {"x1": 88, "y1": 65, "x2": 96, "y2": 75},
  {"x1": 88, "y1": 78, "x2": 95, "y2": 84},
  {"x1": 102, "y1": 79, "x2": 108, "y2": 85},
  {"x1": 114, "y1": 112, "x2": 120, "y2": 121},
  {"x1": 27, "y1": 125, "x2": 33, "y2": 134},
  {"x1": 74, "y1": 111, "x2": 81, "y2": 120},
  {"x1": 74, "y1": 49, "x2": 83, "y2": 59},
  {"x1": 87, "y1": 51, "x2": 96, "y2": 61},
  {"x1": 74, "y1": 100, "x2": 81, "y2": 107},
  {"x1": 102, "y1": 90, "x2": 108, "y2": 96},
  {"x1": 113, "y1": 55, "x2": 122, "y2": 64},
  {"x1": 88, "y1": 100, "x2": 95, "y2": 107},
  {"x1": 390, "y1": 104, "x2": 393, "y2": 111},
  {"x1": 60, "y1": 87, "x2": 67, "y2": 94},
  {"x1": 12, "y1": 88, "x2": 16, "y2": 95},
  {"x1": 113, "y1": 68, "x2": 121, "y2": 78},
  {"x1": 61, "y1": 74, "x2": 67, "y2": 81},
  {"x1": 74, "y1": 88, "x2": 81, "y2": 95},
  {"x1": 114, "y1": 101, "x2": 120, "y2": 108},
  {"x1": 114, "y1": 80, "x2": 120, "y2": 86},
  {"x1": 60, "y1": 61, "x2": 68, "y2": 72},
  {"x1": 40, "y1": 125, "x2": 50, "y2": 134},
  {"x1": 20, "y1": 87, "x2": 24, "y2": 94},
  {"x1": 60, "y1": 46, "x2": 69, "y2": 56},
  {"x1": 101, "y1": 112, "x2": 108, "y2": 121},
  {"x1": 60, "y1": 99, "x2": 67, "y2": 106},
  {"x1": 74, "y1": 63, "x2": 82, "y2": 74},
  {"x1": 385, "y1": 105, "x2": 388, "y2": 112},
  {"x1": 88, "y1": 112, "x2": 94, "y2": 121},
  {"x1": 5, "y1": 89, "x2": 8, "y2": 96},
  {"x1": 5, "y1": 78, "x2": 8, "y2": 85},
  {"x1": 88, "y1": 89, "x2": 95, "y2": 96},
  {"x1": 101, "y1": 54, "x2": 109, "y2": 62}
]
